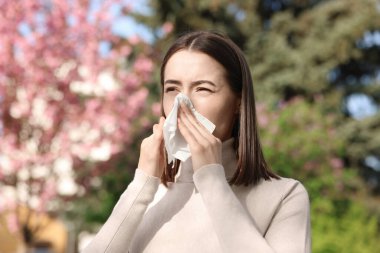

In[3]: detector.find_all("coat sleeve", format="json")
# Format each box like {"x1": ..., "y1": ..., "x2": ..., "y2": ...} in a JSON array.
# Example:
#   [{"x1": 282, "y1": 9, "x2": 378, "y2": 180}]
[
  {"x1": 83, "y1": 169, "x2": 160, "y2": 253},
  {"x1": 193, "y1": 164, "x2": 311, "y2": 253}
]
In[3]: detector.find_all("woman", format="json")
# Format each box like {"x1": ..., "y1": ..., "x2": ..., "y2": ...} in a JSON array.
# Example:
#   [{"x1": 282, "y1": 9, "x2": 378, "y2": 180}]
[{"x1": 84, "y1": 31, "x2": 311, "y2": 253}]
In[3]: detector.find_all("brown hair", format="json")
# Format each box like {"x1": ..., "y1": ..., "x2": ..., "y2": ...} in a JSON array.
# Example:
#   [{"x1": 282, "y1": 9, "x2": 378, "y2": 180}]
[{"x1": 160, "y1": 31, "x2": 279, "y2": 186}]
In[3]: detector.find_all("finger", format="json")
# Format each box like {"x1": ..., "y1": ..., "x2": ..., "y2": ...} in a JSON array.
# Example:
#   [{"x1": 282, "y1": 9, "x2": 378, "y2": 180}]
[
  {"x1": 178, "y1": 107, "x2": 206, "y2": 144},
  {"x1": 179, "y1": 102, "x2": 213, "y2": 141},
  {"x1": 178, "y1": 116, "x2": 222, "y2": 169},
  {"x1": 153, "y1": 117, "x2": 165, "y2": 140},
  {"x1": 181, "y1": 102, "x2": 213, "y2": 137},
  {"x1": 177, "y1": 116, "x2": 200, "y2": 147},
  {"x1": 178, "y1": 109, "x2": 216, "y2": 154},
  {"x1": 159, "y1": 116, "x2": 165, "y2": 126}
]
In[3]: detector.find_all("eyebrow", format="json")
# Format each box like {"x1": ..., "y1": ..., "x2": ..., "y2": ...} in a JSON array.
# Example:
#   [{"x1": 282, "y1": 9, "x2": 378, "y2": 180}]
[{"x1": 164, "y1": 79, "x2": 216, "y2": 87}]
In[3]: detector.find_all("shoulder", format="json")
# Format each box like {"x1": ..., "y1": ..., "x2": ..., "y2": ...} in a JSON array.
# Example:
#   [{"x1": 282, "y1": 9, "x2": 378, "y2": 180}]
[
  {"x1": 232, "y1": 177, "x2": 310, "y2": 234},
  {"x1": 234, "y1": 177, "x2": 309, "y2": 211},
  {"x1": 253, "y1": 176, "x2": 308, "y2": 196},
  {"x1": 265, "y1": 177, "x2": 309, "y2": 207},
  {"x1": 263, "y1": 177, "x2": 308, "y2": 197},
  {"x1": 257, "y1": 177, "x2": 310, "y2": 214}
]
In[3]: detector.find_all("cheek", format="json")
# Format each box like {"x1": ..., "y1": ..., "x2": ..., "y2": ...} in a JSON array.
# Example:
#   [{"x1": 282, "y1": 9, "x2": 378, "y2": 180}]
[
  {"x1": 163, "y1": 95, "x2": 175, "y2": 117},
  {"x1": 197, "y1": 101, "x2": 237, "y2": 139},
  {"x1": 193, "y1": 101, "x2": 222, "y2": 125},
  {"x1": 191, "y1": 99, "x2": 209, "y2": 116}
]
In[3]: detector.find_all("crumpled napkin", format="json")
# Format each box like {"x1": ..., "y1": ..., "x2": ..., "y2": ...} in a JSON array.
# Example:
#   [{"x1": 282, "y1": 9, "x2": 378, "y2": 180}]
[{"x1": 163, "y1": 93, "x2": 216, "y2": 164}]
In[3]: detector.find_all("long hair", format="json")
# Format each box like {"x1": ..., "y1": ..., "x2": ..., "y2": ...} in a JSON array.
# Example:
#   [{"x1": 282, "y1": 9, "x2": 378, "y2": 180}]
[{"x1": 159, "y1": 31, "x2": 278, "y2": 186}]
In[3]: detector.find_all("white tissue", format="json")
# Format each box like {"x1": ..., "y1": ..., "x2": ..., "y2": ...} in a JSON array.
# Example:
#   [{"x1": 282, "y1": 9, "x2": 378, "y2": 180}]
[{"x1": 163, "y1": 93, "x2": 216, "y2": 164}]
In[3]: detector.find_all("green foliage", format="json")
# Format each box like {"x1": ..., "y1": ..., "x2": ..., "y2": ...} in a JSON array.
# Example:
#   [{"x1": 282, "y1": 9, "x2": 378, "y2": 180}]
[
  {"x1": 246, "y1": 0, "x2": 380, "y2": 174},
  {"x1": 258, "y1": 97, "x2": 380, "y2": 251},
  {"x1": 342, "y1": 114, "x2": 380, "y2": 162},
  {"x1": 312, "y1": 199, "x2": 380, "y2": 253},
  {"x1": 258, "y1": 98, "x2": 344, "y2": 180},
  {"x1": 249, "y1": 0, "x2": 380, "y2": 99},
  {"x1": 133, "y1": 0, "x2": 258, "y2": 48}
]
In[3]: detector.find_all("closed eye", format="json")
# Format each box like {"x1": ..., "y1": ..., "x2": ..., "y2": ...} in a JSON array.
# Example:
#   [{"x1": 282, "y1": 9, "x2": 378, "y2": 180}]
[
  {"x1": 196, "y1": 87, "x2": 212, "y2": 92},
  {"x1": 164, "y1": 86, "x2": 179, "y2": 93}
]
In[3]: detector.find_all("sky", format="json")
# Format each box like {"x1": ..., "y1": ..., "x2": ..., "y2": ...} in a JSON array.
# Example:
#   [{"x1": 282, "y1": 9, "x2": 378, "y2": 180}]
[{"x1": 108, "y1": 0, "x2": 154, "y2": 43}]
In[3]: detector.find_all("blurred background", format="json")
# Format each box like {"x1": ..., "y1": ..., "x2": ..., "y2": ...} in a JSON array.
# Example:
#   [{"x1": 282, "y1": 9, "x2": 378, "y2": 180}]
[{"x1": 1, "y1": 0, "x2": 380, "y2": 252}]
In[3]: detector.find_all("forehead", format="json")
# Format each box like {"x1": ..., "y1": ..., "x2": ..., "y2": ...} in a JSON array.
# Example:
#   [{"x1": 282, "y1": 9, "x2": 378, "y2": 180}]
[{"x1": 164, "y1": 50, "x2": 227, "y2": 80}]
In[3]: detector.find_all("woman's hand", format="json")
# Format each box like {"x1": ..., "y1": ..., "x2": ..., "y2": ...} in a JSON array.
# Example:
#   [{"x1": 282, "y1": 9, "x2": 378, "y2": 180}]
[
  {"x1": 137, "y1": 117, "x2": 165, "y2": 177},
  {"x1": 177, "y1": 102, "x2": 222, "y2": 171}
]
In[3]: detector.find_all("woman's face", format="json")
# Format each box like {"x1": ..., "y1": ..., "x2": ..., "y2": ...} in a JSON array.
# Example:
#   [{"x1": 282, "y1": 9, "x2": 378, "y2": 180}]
[{"x1": 163, "y1": 50, "x2": 240, "y2": 141}]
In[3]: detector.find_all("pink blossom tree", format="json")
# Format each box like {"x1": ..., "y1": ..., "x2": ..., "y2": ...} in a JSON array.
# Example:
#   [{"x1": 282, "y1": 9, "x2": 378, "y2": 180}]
[{"x1": 0, "y1": 0, "x2": 154, "y2": 248}]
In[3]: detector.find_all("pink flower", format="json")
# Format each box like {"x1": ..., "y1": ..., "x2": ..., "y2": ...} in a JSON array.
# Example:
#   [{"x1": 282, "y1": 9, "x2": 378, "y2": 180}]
[
  {"x1": 151, "y1": 102, "x2": 162, "y2": 116},
  {"x1": 128, "y1": 35, "x2": 141, "y2": 45},
  {"x1": 162, "y1": 22, "x2": 174, "y2": 35},
  {"x1": 257, "y1": 113, "x2": 270, "y2": 128},
  {"x1": 6, "y1": 213, "x2": 19, "y2": 234},
  {"x1": 330, "y1": 157, "x2": 344, "y2": 170},
  {"x1": 119, "y1": 45, "x2": 132, "y2": 57},
  {"x1": 134, "y1": 57, "x2": 154, "y2": 74},
  {"x1": 0, "y1": 0, "x2": 153, "y2": 216}
]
